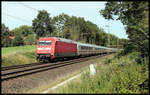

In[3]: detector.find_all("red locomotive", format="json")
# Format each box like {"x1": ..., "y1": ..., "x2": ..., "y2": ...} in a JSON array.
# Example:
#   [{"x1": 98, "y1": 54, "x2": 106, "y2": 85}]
[
  {"x1": 36, "y1": 37, "x2": 77, "y2": 62},
  {"x1": 36, "y1": 37, "x2": 118, "y2": 62}
]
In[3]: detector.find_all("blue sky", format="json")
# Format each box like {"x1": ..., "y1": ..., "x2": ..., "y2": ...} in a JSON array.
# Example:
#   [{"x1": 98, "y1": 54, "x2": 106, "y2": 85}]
[{"x1": 2, "y1": 1, "x2": 128, "y2": 39}]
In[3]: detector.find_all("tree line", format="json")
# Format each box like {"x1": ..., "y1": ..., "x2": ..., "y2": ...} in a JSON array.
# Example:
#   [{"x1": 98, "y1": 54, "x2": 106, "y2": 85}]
[
  {"x1": 2, "y1": 24, "x2": 36, "y2": 47},
  {"x1": 100, "y1": 1, "x2": 149, "y2": 56},
  {"x1": 2, "y1": 9, "x2": 127, "y2": 49}
]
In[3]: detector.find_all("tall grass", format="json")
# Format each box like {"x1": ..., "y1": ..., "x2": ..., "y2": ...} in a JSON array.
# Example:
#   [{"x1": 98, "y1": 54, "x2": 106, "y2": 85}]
[
  {"x1": 57, "y1": 52, "x2": 149, "y2": 94},
  {"x1": 2, "y1": 45, "x2": 37, "y2": 67}
]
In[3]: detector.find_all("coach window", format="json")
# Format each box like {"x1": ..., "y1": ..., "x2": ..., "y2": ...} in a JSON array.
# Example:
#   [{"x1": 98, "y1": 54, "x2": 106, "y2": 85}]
[{"x1": 81, "y1": 46, "x2": 84, "y2": 50}]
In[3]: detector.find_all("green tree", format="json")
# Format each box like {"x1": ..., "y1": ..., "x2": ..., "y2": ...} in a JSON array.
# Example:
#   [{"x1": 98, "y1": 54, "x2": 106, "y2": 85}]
[
  {"x1": 100, "y1": 1, "x2": 149, "y2": 56},
  {"x1": 52, "y1": 13, "x2": 71, "y2": 37},
  {"x1": 12, "y1": 34, "x2": 24, "y2": 46},
  {"x1": 1, "y1": 24, "x2": 11, "y2": 47},
  {"x1": 51, "y1": 13, "x2": 126, "y2": 48},
  {"x1": 24, "y1": 34, "x2": 37, "y2": 45},
  {"x1": 32, "y1": 10, "x2": 53, "y2": 37},
  {"x1": 11, "y1": 25, "x2": 33, "y2": 37}
]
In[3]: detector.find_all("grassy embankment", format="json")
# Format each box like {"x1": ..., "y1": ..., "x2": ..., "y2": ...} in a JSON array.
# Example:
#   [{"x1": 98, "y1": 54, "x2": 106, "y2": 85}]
[
  {"x1": 56, "y1": 52, "x2": 149, "y2": 94},
  {"x1": 2, "y1": 45, "x2": 37, "y2": 67}
]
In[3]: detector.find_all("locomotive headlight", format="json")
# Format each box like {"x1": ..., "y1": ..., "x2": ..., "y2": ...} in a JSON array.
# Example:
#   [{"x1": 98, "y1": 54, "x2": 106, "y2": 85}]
[
  {"x1": 37, "y1": 48, "x2": 43, "y2": 50},
  {"x1": 37, "y1": 48, "x2": 51, "y2": 50},
  {"x1": 45, "y1": 48, "x2": 51, "y2": 50}
]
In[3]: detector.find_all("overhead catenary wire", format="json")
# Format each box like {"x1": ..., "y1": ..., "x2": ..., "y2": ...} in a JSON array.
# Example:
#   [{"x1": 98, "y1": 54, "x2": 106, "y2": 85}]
[
  {"x1": 18, "y1": 2, "x2": 38, "y2": 12},
  {"x1": 18, "y1": 2, "x2": 53, "y2": 16},
  {"x1": 2, "y1": 3, "x2": 38, "y2": 26},
  {"x1": 3, "y1": 12, "x2": 31, "y2": 24}
]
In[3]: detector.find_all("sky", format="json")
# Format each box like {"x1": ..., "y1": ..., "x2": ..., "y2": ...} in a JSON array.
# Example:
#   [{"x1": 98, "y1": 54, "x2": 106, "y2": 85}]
[{"x1": 2, "y1": 1, "x2": 128, "y2": 39}]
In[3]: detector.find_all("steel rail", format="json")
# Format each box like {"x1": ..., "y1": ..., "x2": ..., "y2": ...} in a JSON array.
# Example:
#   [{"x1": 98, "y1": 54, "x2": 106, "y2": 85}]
[{"x1": 1, "y1": 54, "x2": 107, "y2": 81}]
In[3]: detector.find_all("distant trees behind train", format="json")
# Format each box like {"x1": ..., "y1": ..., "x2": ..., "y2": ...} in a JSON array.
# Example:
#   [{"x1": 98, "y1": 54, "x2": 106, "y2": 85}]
[
  {"x1": 2, "y1": 10, "x2": 127, "y2": 48},
  {"x1": 1, "y1": 24, "x2": 37, "y2": 47}
]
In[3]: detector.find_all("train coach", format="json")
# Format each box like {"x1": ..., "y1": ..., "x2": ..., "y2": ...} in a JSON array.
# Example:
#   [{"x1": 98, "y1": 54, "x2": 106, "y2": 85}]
[
  {"x1": 36, "y1": 37, "x2": 118, "y2": 62},
  {"x1": 77, "y1": 42, "x2": 105, "y2": 56}
]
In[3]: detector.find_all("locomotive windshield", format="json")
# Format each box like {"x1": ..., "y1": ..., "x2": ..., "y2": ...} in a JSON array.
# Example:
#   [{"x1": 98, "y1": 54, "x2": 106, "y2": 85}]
[{"x1": 39, "y1": 40, "x2": 52, "y2": 45}]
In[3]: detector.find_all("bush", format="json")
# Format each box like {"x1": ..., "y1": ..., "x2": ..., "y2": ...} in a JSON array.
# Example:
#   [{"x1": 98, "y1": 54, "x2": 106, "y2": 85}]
[
  {"x1": 24, "y1": 34, "x2": 37, "y2": 45},
  {"x1": 12, "y1": 35, "x2": 24, "y2": 46},
  {"x1": 57, "y1": 52, "x2": 149, "y2": 94}
]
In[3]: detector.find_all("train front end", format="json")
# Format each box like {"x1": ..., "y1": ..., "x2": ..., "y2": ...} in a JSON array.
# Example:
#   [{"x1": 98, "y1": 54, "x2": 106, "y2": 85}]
[{"x1": 36, "y1": 37, "x2": 57, "y2": 62}]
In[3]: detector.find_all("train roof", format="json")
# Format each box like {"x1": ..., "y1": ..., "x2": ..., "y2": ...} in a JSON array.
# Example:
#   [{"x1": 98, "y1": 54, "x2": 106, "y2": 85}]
[
  {"x1": 76, "y1": 42, "x2": 108, "y2": 49},
  {"x1": 39, "y1": 37, "x2": 75, "y2": 43},
  {"x1": 38, "y1": 37, "x2": 118, "y2": 50},
  {"x1": 38, "y1": 37, "x2": 58, "y2": 41},
  {"x1": 57, "y1": 37, "x2": 76, "y2": 43}
]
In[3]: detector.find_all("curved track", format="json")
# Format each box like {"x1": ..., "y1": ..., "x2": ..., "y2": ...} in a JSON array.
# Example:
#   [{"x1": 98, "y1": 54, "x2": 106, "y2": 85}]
[{"x1": 1, "y1": 54, "x2": 108, "y2": 81}]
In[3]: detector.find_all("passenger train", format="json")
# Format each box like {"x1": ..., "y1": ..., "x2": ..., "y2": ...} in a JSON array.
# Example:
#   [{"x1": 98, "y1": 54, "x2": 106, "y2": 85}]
[{"x1": 36, "y1": 37, "x2": 118, "y2": 62}]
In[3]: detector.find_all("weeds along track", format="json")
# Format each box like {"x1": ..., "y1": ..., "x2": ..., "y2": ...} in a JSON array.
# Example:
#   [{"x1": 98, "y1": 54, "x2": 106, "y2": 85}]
[{"x1": 1, "y1": 54, "x2": 107, "y2": 81}]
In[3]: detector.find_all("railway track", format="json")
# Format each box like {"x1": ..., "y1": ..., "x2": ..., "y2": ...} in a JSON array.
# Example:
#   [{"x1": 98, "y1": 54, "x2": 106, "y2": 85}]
[
  {"x1": 2, "y1": 62, "x2": 44, "y2": 71},
  {"x1": 1, "y1": 54, "x2": 107, "y2": 81}
]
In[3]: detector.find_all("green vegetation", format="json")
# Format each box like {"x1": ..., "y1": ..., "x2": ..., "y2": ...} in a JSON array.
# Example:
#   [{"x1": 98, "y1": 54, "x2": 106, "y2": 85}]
[
  {"x1": 1, "y1": 24, "x2": 36, "y2": 47},
  {"x1": 10, "y1": 25, "x2": 33, "y2": 37},
  {"x1": 24, "y1": 34, "x2": 37, "y2": 45},
  {"x1": 2, "y1": 45, "x2": 37, "y2": 67},
  {"x1": 57, "y1": 52, "x2": 149, "y2": 94},
  {"x1": 100, "y1": 1, "x2": 149, "y2": 56},
  {"x1": 32, "y1": 10, "x2": 53, "y2": 38},
  {"x1": 2, "y1": 45, "x2": 36, "y2": 56},
  {"x1": 1, "y1": 2, "x2": 149, "y2": 93},
  {"x1": 1, "y1": 24, "x2": 11, "y2": 47},
  {"x1": 12, "y1": 34, "x2": 24, "y2": 46},
  {"x1": 1, "y1": 9, "x2": 127, "y2": 48},
  {"x1": 51, "y1": 13, "x2": 127, "y2": 47}
]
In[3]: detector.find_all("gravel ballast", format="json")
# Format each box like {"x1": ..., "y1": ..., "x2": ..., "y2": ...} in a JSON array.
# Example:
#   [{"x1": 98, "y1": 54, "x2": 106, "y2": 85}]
[{"x1": 2, "y1": 54, "x2": 113, "y2": 93}]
